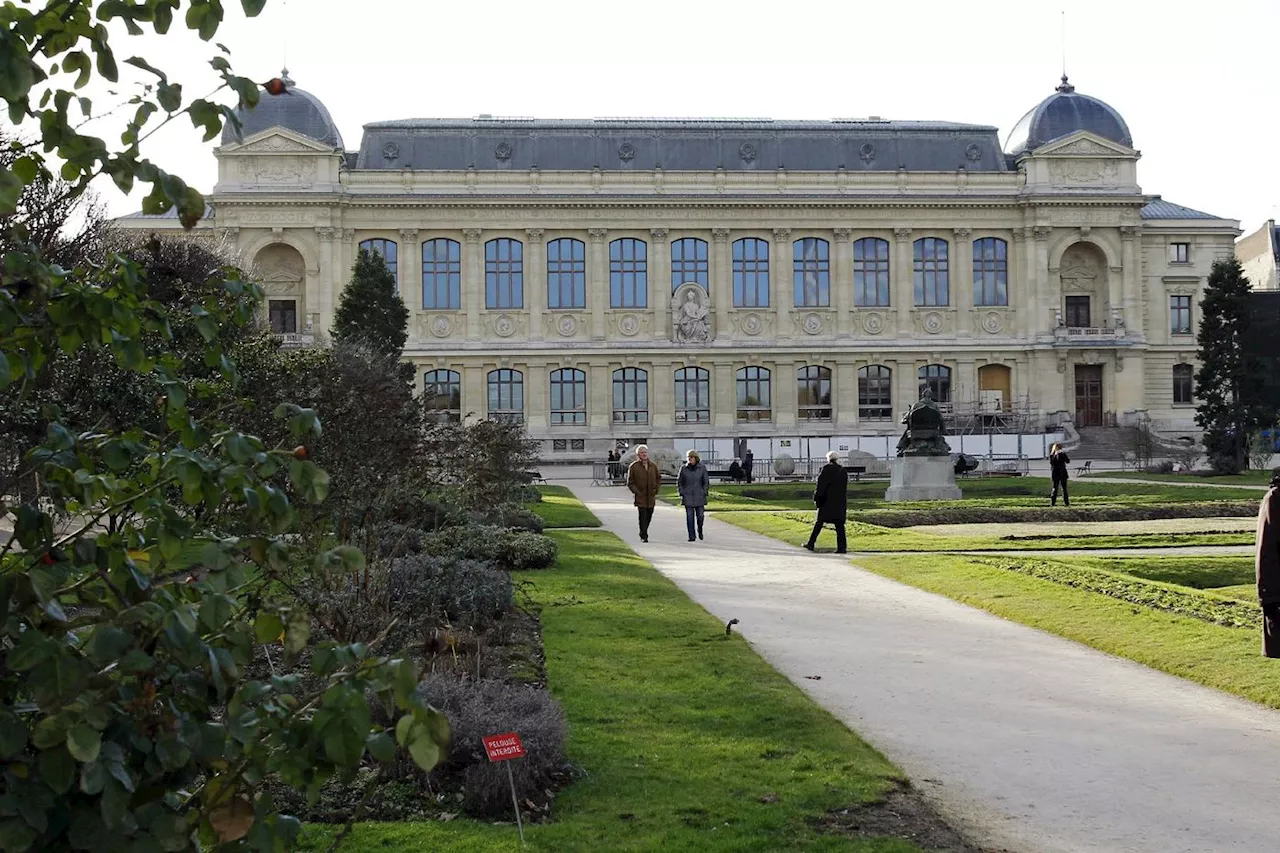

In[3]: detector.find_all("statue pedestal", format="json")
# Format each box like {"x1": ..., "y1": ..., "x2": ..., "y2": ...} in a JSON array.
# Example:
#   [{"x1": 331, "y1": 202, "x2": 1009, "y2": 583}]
[{"x1": 885, "y1": 456, "x2": 962, "y2": 502}]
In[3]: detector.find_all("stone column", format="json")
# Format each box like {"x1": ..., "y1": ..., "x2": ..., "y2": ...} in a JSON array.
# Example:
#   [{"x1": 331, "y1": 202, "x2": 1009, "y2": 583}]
[
  {"x1": 313, "y1": 226, "x2": 335, "y2": 334},
  {"x1": 462, "y1": 228, "x2": 483, "y2": 340},
  {"x1": 527, "y1": 362, "x2": 548, "y2": 432},
  {"x1": 832, "y1": 228, "x2": 853, "y2": 336},
  {"x1": 652, "y1": 359, "x2": 674, "y2": 431},
  {"x1": 713, "y1": 360, "x2": 734, "y2": 430},
  {"x1": 650, "y1": 229, "x2": 670, "y2": 342},
  {"x1": 1010, "y1": 230, "x2": 1029, "y2": 337},
  {"x1": 589, "y1": 228, "x2": 608, "y2": 340},
  {"x1": 772, "y1": 228, "x2": 792, "y2": 338},
  {"x1": 893, "y1": 228, "x2": 913, "y2": 334},
  {"x1": 774, "y1": 358, "x2": 796, "y2": 428},
  {"x1": 1120, "y1": 225, "x2": 1142, "y2": 338},
  {"x1": 399, "y1": 228, "x2": 420, "y2": 312},
  {"x1": 590, "y1": 362, "x2": 609, "y2": 428},
  {"x1": 463, "y1": 363, "x2": 485, "y2": 423},
  {"x1": 525, "y1": 228, "x2": 545, "y2": 341},
  {"x1": 1033, "y1": 226, "x2": 1053, "y2": 335},
  {"x1": 711, "y1": 229, "x2": 731, "y2": 339},
  {"x1": 952, "y1": 228, "x2": 973, "y2": 334},
  {"x1": 836, "y1": 358, "x2": 858, "y2": 430}
]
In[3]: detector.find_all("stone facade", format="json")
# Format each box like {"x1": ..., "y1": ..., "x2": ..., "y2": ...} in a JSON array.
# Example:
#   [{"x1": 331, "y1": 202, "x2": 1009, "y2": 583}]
[{"x1": 113, "y1": 78, "x2": 1240, "y2": 455}]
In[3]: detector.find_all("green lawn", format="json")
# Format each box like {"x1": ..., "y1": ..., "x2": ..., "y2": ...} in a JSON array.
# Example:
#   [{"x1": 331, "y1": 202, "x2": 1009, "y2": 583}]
[
  {"x1": 663, "y1": 478, "x2": 1262, "y2": 513},
  {"x1": 305, "y1": 530, "x2": 932, "y2": 852},
  {"x1": 853, "y1": 553, "x2": 1280, "y2": 710},
  {"x1": 1086, "y1": 470, "x2": 1274, "y2": 486},
  {"x1": 527, "y1": 485, "x2": 602, "y2": 528},
  {"x1": 717, "y1": 511, "x2": 1254, "y2": 553},
  {"x1": 1076, "y1": 555, "x2": 1255, "y2": 590}
]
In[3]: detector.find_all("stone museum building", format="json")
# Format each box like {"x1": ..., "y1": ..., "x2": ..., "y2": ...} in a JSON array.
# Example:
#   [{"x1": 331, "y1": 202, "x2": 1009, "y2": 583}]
[{"x1": 117, "y1": 72, "x2": 1240, "y2": 459}]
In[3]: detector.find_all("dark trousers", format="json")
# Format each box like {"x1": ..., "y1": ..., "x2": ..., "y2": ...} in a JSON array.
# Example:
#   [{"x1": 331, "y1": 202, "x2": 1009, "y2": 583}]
[
  {"x1": 744, "y1": 464, "x2": 753, "y2": 483},
  {"x1": 1051, "y1": 473, "x2": 1070, "y2": 506},
  {"x1": 807, "y1": 519, "x2": 847, "y2": 553},
  {"x1": 1264, "y1": 604, "x2": 1280, "y2": 658},
  {"x1": 684, "y1": 505, "x2": 705, "y2": 540},
  {"x1": 637, "y1": 506, "x2": 655, "y2": 539}
]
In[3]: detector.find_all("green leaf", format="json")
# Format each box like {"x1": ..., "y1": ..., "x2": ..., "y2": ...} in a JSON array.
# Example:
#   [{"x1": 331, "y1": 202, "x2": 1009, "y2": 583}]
[
  {"x1": 0, "y1": 710, "x2": 27, "y2": 759},
  {"x1": 253, "y1": 611, "x2": 282, "y2": 644},
  {"x1": 333, "y1": 545, "x2": 364, "y2": 573},
  {"x1": 0, "y1": 167, "x2": 23, "y2": 216},
  {"x1": 86, "y1": 627, "x2": 133, "y2": 665},
  {"x1": 0, "y1": 818, "x2": 37, "y2": 853},
  {"x1": 366, "y1": 732, "x2": 395, "y2": 763},
  {"x1": 322, "y1": 722, "x2": 364, "y2": 767},
  {"x1": 157, "y1": 81, "x2": 182, "y2": 113},
  {"x1": 283, "y1": 611, "x2": 309, "y2": 655},
  {"x1": 66, "y1": 725, "x2": 102, "y2": 763},
  {"x1": 80, "y1": 760, "x2": 106, "y2": 795},
  {"x1": 123, "y1": 56, "x2": 168, "y2": 81},
  {"x1": 395, "y1": 713, "x2": 448, "y2": 773},
  {"x1": 38, "y1": 745, "x2": 76, "y2": 794},
  {"x1": 242, "y1": 0, "x2": 268, "y2": 15}
]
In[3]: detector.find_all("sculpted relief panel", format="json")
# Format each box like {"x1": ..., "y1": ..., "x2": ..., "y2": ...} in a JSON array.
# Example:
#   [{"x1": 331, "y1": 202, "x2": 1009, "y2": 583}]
[
  {"x1": 672, "y1": 284, "x2": 711, "y2": 344},
  {"x1": 236, "y1": 155, "x2": 318, "y2": 187},
  {"x1": 253, "y1": 244, "x2": 305, "y2": 297},
  {"x1": 1048, "y1": 158, "x2": 1119, "y2": 187}
]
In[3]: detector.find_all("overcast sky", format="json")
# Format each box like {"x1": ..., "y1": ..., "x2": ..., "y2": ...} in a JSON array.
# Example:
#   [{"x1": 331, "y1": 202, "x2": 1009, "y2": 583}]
[{"x1": 75, "y1": 0, "x2": 1279, "y2": 236}]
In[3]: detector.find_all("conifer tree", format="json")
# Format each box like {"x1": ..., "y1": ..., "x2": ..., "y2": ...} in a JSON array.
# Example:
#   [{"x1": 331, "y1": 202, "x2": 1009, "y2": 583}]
[
  {"x1": 1194, "y1": 257, "x2": 1275, "y2": 473},
  {"x1": 332, "y1": 248, "x2": 410, "y2": 358}
]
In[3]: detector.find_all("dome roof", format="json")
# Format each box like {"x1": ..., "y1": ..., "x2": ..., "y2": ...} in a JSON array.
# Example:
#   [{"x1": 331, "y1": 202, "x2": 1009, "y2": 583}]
[
  {"x1": 1004, "y1": 76, "x2": 1131, "y2": 157},
  {"x1": 220, "y1": 70, "x2": 343, "y2": 148}
]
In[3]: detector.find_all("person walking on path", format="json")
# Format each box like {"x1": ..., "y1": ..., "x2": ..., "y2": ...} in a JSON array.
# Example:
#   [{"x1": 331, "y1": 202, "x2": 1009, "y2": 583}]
[
  {"x1": 677, "y1": 449, "x2": 711, "y2": 542},
  {"x1": 743, "y1": 449, "x2": 755, "y2": 484},
  {"x1": 805, "y1": 451, "x2": 849, "y2": 553},
  {"x1": 626, "y1": 444, "x2": 663, "y2": 543},
  {"x1": 1257, "y1": 468, "x2": 1280, "y2": 657},
  {"x1": 1049, "y1": 442, "x2": 1071, "y2": 507}
]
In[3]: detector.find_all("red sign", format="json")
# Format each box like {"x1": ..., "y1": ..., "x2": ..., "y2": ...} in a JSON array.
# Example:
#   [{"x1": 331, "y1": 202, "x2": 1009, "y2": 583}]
[{"x1": 482, "y1": 732, "x2": 526, "y2": 762}]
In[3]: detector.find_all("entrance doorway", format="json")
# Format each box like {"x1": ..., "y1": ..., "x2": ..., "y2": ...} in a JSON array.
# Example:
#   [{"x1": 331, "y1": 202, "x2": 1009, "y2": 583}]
[{"x1": 1074, "y1": 365, "x2": 1104, "y2": 426}]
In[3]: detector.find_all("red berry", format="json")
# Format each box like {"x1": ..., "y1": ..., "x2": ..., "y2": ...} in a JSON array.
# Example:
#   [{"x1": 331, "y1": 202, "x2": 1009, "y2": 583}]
[
  {"x1": 292, "y1": 446, "x2": 308, "y2": 460},
  {"x1": 262, "y1": 78, "x2": 287, "y2": 96}
]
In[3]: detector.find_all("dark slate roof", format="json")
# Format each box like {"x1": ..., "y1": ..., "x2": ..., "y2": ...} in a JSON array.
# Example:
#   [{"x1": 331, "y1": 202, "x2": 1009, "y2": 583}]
[
  {"x1": 1140, "y1": 197, "x2": 1229, "y2": 220},
  {"x1": 220, "y1": 70, "x2": 343, "y2": 148},
  {"x1": 354, "y1": 117, "x2": 1009, "y2": 172},
  {"x1": 1005, "y1": 76, "x2": 1132, "y2": 156}
]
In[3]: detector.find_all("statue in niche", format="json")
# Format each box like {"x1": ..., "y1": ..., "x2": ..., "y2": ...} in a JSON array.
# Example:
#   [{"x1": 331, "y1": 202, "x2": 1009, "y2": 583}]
[
  {"x1": 895, "y1": 388, "x2": 952, "y2": 457},
  {"x1": 672, "y1": 283, "x2": 711, "y2": 345}
]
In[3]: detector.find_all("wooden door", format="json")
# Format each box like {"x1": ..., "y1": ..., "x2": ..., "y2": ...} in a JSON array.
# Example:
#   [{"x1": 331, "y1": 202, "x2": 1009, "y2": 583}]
[
  {"x1": 1065, "y1": 295, "x2": 1091, "y2": 328},
  {"x1": 1074, "y1": 365, "x2": 1104, "y2": 427}
]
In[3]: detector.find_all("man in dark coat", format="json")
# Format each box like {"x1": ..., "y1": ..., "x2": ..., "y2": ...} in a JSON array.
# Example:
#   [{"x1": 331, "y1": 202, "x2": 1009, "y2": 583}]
[
  {"x1": 626, "y1": 444, "x2": 663, "y2": 543},
  {"x1": 1257, "y1": 468, "x2": 1280, "y2": 657},
  {"x1": 805, "y1": 451, "x2": 848, "y2": 554},
  {"x1": 743, "y1": 449, "x2": 755, "y2": 484}
]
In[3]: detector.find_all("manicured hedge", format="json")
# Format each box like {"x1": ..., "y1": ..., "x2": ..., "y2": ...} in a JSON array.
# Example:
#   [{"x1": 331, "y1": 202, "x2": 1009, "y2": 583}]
[{"x1": 857, "y1": 500, "x2": 1259, "y2": 528}]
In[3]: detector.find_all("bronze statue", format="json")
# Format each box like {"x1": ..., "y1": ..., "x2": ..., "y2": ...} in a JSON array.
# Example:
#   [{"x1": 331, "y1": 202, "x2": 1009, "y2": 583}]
[{"x1": 895, "y1": 388, "x2": 952, "y2": 457}]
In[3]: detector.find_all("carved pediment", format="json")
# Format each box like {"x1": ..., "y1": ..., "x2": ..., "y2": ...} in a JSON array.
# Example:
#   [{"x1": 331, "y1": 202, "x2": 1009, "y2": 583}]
[
  {"x1": 218, "y1": 127, "x2": 335, "y2": 155},
  {"x1": 1034, "y1": 131, "x2": 1136, "y2": 158}
]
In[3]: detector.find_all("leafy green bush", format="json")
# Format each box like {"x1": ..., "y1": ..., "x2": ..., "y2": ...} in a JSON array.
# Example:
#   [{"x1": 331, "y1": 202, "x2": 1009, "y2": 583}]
[
  {"x1": 421, "y1": 526, "x2": 559, "y2": 571},
  {"x1": 391, "y1": 555, "x2": 515, "y2": 630},
  {"x1": 513, "y1": 484, "x2": 543, "y2": 504},
  {"x1": 477, "y1": 503, "x2": 545, "y2": 534},
  {"x1": 417, "y1": 675, "x2": 568, "y2": 817}
]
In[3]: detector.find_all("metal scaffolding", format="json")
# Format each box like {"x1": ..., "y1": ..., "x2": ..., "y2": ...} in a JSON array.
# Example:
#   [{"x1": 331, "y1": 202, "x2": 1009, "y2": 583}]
[{"x1": 941, "y1": 392, "x2": 1042, "y2": 436}]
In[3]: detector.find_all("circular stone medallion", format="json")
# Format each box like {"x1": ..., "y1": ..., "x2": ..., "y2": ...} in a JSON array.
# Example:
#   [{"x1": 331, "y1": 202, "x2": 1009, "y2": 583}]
[
  {"x1": 982, "y1": 312, "x2": 1003, "y2": 334},
  {"x1": 923, "y1": 311, "x2": 945, "y2": 334},
  {"x1": 493, "y1": 315, "x2": 516, "y2": 337},
  {"x1": 862, "y1": 312, "x2": 884, "y2": 335},
  {"x1": 741, "y1": 313, "x2": 763, "y2": 336},
  {"x1": 557, "y1": 315, "x2": 577, "y2": 337},
  {"x1": 618, "y1": 314, "x2": 640, "y2": 336},
  {"x1": 802, "y1": 313, "x2": 823, "y2": 335},
  {"x1": 430, "y1": 315, "x2": 452, "y2": 338}
]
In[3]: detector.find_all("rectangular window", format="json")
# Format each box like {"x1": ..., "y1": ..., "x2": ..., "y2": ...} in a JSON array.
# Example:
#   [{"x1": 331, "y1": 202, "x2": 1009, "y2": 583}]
[
  {"x1": 610, "y1": 239, "x2": 648, "y2": 308},
  {"x1": 612, "y1": 368, "x2": 649, "y2": 424},
  {"x1": 268, "y1": 299, "x2": 297, "y2": 334},
  {"x1": 732, "y1": 238, "x2": 770, "y2": 308},
  {"x1": 1173, "y1": 364, "x2": 1194, "y2": 405},
  {"x1": 485, "y1": 239, "x2": 524, "y2": 309},
  {"x1": 570, "y1": 438, "x2": 585, "y2": 452},
  {"x1": 793, "y1": 238, "x2": 830, "y2": 307},
  {"x1": 1170, "y1": 295, "x2": 1192, "y2": 335},
  {"x1": 552, "y1": 439, "x2": 567, "y2": 453},
  {"x1": 973, "y1": 238, "x2": 1009, "y2": 306},
  {"x1": 423, "y1": 369, "x2": 462, "y2": 424},
  {"x1": 671, "y1": 238, "x2": 709, "y2": 290},
  {"x1": 549, "y1": 368, "x2": 587, "y2": 425},
  {"x1": 1065, "y1": 295, "x2": 1091, "y2": 328},
  {"x1": 797, "y1": 366, "x2": 832, "y2": 421},
  {"x1": 853, "y1": 238, "x2": 891, "y2": 307},
  {"x1": 735, "y1": 367, "x2": 772, "y2": 423},
  {"x1": 1169, "y1": 243, "x2": 1191, "y2": 264},
  {"x1": 913, "y1": 238, "x2": 950, "y2": 307},
  {"x1": 674, "y1": 368, "x2": 711, "y2": 424},
  {"x1": 422, "y1": 238, "x2": 462, "y2": 310},
  {"x1": 858, "y1": 366, "x2": 892, "y2": 421},
  {"x1": 547, "y1": 238, "x2": 586, "y2": 309}
]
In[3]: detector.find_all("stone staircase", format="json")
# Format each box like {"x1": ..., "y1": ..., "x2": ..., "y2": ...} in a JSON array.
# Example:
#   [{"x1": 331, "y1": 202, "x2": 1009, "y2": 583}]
[{"x1": 1069, "y1": 426, "x2": 1139, "y2": 461}]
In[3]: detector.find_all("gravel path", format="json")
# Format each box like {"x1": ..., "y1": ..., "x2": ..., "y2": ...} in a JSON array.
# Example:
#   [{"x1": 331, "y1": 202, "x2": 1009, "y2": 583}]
[{"x1": 568, "y1": 482, "x2": 1280, "y2": 853}]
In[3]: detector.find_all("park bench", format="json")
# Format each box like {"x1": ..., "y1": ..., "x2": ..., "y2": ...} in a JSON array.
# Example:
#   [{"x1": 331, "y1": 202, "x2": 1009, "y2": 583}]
[
  {"x1": 523, "y1": 470, "x2": 548, "y2": 484},
  {"x1": 1075, "y1": 460, "x2": 1092, "y2": 477},
  {"x1": 849, "y1": 465, "x2": 867, "y2": 482},
  {"x1": 706, "y1": 466, "x2": 744, "y2": 483}
]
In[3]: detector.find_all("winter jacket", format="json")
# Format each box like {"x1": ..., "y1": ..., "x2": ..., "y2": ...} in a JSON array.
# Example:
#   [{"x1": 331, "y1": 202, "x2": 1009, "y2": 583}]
[
  {"x1": 813, "y1": 462, "x2": 849, "y2": 523},
  {"x1": 677, "y1": 462, "x2": 710, "y2": 508},
  {"x1": 627, "y1": 459, "x2": 662, "y2": 508},
  {"x1": 1258, "y1": 486, "x2": 1280, "y2": 605}
]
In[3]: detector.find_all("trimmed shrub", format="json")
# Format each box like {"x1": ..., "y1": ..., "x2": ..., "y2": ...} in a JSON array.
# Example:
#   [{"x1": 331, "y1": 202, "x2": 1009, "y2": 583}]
[
  {"x1": 389, "y1": 554, "x2": 515, "y2": 631},
  {"x1": 421, "y1": 525, "x2": 559, "y2": 571},
  {"x1": 513, "y1": 484, "x2": 543, "y2": 503},
  {"x1": 479, "y1": 503, "x2": 545, "y2": 534},
  {"x1": 418, "y1": 674, "x2": 568, "y2": 817},
  {"x1": 856, "y1": 500, "x2": 1259, "y2": 529}
]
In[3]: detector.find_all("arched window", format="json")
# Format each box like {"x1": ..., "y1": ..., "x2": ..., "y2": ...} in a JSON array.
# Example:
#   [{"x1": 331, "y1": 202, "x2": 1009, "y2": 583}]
[
  {"x1": 674, "y1": 367, "x2": 711, "y2": 424},
  {"x1": 1173, "y1": 363, "x2": 1194, "y2": 405},
  {"x1": 794, "y1": 237, "x2": 830, "y2": 307},
  {"x1": 973, "y1": 237, "x2": 1008, "y2": 306},
  {"x1": 671, "y1": 237, "x2": 709, "y2": 291},
  {"x1": 858, "y1": 365, "x2": 892, "y2": 420},
  {"x1": 732, "y1": 238, "x2": 769, "y2": 308},
  {"x1": 736, "y1": 366, "x2": 772, "y2": 423},
  {"x1": 487, "y1": 369, "x2": 524, "y2": 423},
  {"x1": 423, "y1": 369, "x2": 461, "y2": 423},
  {"x1": 549, "y1": 368, "x2": 587, "y2": 424},
  {"x1": 913, "y1": 237, "x2": 949, "y2": 307},
  {"x1": 853, "y1": 237, "x2": 890, "y2": 307},
  {"x1": 547, "y1": 238, "x2": 586, "y2": 309},
  {"x1": 359, "y1": 238, "x2": 398, "y2": 281},
  {"x1": 610, "y1": 238, "x2": 648, "y2": 308},
  {"x1": 485, "y1": 238, "x2": 524, "y2": 309},
  {"x1": 421, "y1": 238, "x2": 461, "y2": 310},
  {"x1": 797, "y1": 365, "x2": 832, "y2": 421},
  {"x1": 612, "y1": 368, "x2": 649, "y2": 424},
  {"x1": 918, "y1": 364, "x2": 952, "y2": 403}
]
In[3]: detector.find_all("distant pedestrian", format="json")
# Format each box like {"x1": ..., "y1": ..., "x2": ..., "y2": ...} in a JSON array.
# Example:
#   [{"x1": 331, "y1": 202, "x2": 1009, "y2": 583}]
[
  {"x1": 1049, "y1": 443, "x2": 1071, "y2": 507},
  {"x1": 728, "y1": 459, "x2": 746, "y2": 483},
  {"x1": 1256, "y1": 468, "x2": 1280, "y2": 657},
  {"x1": 805, "y1": 450, "x2": 848, "y2": 554},
  {"x1": 743, "y1": 449, "x2": 755, "y2": 484},
  {"x1": 626, "y1": 444, "x2": 662, "y2": 543},
  {"x1": 677, "y1": 450, "x2": 710, "y2": 542}
]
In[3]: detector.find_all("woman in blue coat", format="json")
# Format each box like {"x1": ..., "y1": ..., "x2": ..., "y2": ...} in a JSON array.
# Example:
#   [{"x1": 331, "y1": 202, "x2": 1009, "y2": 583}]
[{"x1": 677, "y1": 450, "x2": 711, "y2": 542}]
